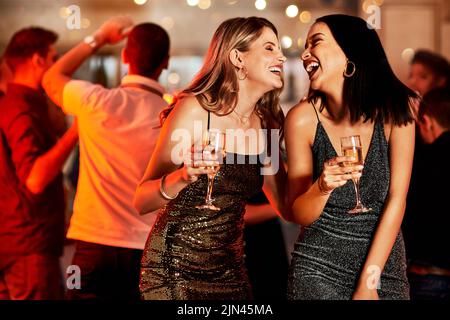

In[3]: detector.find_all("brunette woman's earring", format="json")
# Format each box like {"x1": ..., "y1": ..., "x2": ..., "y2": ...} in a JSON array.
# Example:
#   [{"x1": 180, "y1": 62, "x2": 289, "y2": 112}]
[
  {"x1": 344, "y1": 60, "x2": 356, "y2": 78},
  {"x1": 237, "y1": 66, "x2": 248, "y2": 80}
]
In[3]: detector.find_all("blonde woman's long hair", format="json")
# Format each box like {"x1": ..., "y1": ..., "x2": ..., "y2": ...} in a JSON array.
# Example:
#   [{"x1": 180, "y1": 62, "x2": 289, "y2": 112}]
[{"x1": 160, "y1": 17, "x2": 285, "y2": 139}]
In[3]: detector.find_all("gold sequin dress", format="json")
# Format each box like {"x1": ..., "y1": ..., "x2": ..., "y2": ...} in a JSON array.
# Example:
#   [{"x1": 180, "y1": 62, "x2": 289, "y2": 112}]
[{"x1": 140, "y1": 152, "x2": 264, "y2": 300}]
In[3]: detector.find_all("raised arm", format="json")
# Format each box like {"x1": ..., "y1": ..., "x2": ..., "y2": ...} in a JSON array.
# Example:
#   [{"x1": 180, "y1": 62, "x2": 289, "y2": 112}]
[
  {"x1": 353, "y1": 121, "x2": 415, "y2": 300},
  {"x1": 43, "y1": 16, "x2": 133, "y2": 107},
  {"x1": 133, "y1": 97, "x2": 217, "y2": 215}
]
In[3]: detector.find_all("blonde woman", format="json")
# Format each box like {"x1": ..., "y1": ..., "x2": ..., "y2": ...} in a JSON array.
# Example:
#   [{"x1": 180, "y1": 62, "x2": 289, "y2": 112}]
[{"x1": 134, "y1": 17, "x2": 288, "y2": 300}]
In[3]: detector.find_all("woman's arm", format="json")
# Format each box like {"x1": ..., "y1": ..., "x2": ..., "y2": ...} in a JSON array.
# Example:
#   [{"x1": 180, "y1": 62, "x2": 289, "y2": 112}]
[
  {"x1": 353, "y1": 121, "x2": 415, "y2": 300},
  {"x1": 133, "y1": 96, "x2": 216, "y2": 215},
  {"x1": 285, "y1": 102, "x2": 329, "y2": 224},
  {"x1": 244, "y1": 203, "x2": 278, "y2": 225},
  {"x1": 285, "y1": 101, "x2": 360, "y2": 225},
  {"x1": 261, "y1": 154, "x2": 290, "y2": 219}
]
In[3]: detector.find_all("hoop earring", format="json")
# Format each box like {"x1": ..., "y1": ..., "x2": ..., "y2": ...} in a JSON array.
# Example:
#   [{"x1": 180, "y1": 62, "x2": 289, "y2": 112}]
[
  {"x1": 344, "y1": 60, "x2": 356, "y2": 78},
  {"x1": 237, "y1": 66, "x2": 248, "y2": 81}
]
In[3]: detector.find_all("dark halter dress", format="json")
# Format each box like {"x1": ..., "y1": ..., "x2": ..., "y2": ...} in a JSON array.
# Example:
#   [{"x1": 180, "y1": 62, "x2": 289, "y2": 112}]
[{"x1": 287, "y1": 105, "x2": 410, "y2": 300}]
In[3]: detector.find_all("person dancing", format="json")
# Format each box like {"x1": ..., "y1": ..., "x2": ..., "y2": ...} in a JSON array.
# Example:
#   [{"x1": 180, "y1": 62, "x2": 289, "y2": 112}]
[
  {"x1": 134, "y1": 17, "x2": 288, "y2": 300},
  {"x1": 284, "y1": 14, "x2": 417, "y2": 300}
]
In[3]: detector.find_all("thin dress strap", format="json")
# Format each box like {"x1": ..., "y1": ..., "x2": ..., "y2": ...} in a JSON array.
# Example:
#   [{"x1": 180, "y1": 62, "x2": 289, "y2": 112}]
[
  {"x1": 311, "y1": 100, "x2": 321, "y2": 124},
  {"x1": 207, "y1": 110, "x2": 211, "y2": 131}
]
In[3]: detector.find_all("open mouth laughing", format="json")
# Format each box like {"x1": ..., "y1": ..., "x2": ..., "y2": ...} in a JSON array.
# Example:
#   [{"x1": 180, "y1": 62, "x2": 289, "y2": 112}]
[
  {"x1": 268, "y1": 65, "x2": 283, "y2": 76},
  {"x1": 304, "y1": 60, "x2": 320, "y2": 79}
]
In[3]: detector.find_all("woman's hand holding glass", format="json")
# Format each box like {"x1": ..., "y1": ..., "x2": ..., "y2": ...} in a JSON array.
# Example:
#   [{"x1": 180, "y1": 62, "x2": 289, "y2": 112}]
[
  {"x1": 193, "y1": 129, "x2": 226, "y2": 211},
  {"x1": 181, "y1": 146, "x2": 221, "y2": 184},
  {"x1": 317, "y1": 156, "x2": 363, "y2": 195}
]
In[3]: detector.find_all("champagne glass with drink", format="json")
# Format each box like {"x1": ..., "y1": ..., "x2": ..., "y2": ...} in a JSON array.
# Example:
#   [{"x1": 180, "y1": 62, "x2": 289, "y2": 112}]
[
  {"x1": 340, "y1": 135, "x2": 372, "y2": 213},
  {"x1": 195, "y1": 129, "x2": 226, "y2": 211}
]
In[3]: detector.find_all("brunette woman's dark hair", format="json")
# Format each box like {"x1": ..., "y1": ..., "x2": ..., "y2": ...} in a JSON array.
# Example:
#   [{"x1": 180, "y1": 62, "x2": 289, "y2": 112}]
[{"x1": 310, "y1": 14, "x2": 418, "y2": 125}]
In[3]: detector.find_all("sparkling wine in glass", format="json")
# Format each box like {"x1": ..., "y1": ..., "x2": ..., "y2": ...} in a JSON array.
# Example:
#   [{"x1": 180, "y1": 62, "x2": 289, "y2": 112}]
[
  {"x1": 340, "y1": 135, "x2": 372, "y2": 214},
  {"x1": 195, "y1": 129, "x2": 226, "y2": 211}
]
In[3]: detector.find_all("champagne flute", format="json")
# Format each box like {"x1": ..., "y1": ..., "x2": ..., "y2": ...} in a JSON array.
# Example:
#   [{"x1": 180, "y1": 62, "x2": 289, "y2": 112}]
[
  {"x1": 340, "y1": 135, "x2": 372, "y2": 214},
  {"x1": 195, "y1": 129, "x2": 226, "y2": 211}
]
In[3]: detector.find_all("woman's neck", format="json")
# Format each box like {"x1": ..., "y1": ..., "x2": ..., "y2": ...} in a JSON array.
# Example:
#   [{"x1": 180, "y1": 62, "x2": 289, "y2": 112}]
[
  {"x1": 323, "y1": 82, "x2": 349, "y2": 124},
  {"x1": 234, "y1": 81, "x2": 264, "y2": 117}
]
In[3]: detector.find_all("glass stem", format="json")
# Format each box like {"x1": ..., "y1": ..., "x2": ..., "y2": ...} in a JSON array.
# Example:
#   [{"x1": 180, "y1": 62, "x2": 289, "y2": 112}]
[
  {"x1": 205, "y1": 175, "x2": 215, "y2": 204},
  {"x1": 353, "y1": 178, "x2": 363, "y2": 208}
]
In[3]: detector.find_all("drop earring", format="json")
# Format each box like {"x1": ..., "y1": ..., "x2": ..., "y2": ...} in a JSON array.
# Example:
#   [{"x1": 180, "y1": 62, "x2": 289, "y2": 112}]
[{"x1": 237, "y1": 66, "x2": 248, "y2": 80}]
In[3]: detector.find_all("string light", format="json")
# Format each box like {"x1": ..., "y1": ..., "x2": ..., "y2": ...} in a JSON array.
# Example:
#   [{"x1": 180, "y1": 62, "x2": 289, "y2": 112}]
[
  {"x1": 401, "y1": 48, "x2": 415, "y2": 62},
  {"x1": 281, "y1": 36, "x2": 293, "y2": 49},
  {"x1": 286, "y1": 5, "x2": 299, "y2": 18},
  {"x1": 134, "y1": 0, "x2": 148, "y2": 5},
  {"x1": 299, "y1": 11, "x2": 312, "y2": 24},
  {"x1": 187, "y1": 0, "x2": 199, "y2": 6},
  {"x1": 198, "y1": 0, "x2": 211, "y2": 10},
  {"x1": 255, "y1": 0, "x2": 266, "y2": 11},
  {"x1": 161, "y1": 17, "x2": 175, "y2": 30}
]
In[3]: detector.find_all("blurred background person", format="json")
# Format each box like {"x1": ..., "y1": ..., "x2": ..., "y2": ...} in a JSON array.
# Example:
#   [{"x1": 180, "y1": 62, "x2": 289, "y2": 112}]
[
  {"x1": 402, "y1": 88, "x2": 450, "y2": 300},
  {"x1": 403, "y1": 49, "x2": 450, "y2": 262},
  {"x1": 408, "y1": 49, "x2": 450, "y2": 98},
  {"x1": 43, "y1": 17, "x2": 170, "y2": 300},
  {"x1": 0, "y1": 27, "x2": 78, "y2": 300},
  {"x1": 244, "y1": 192, "x2": 289, "y2": 300},
  {"x1": 0, "y1": 56, "x2": 13, "y2": 96}
]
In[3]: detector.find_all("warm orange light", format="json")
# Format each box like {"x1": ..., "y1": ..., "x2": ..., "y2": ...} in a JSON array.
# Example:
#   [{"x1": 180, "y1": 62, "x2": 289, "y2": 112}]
[{"x1": 163, "y1": 94, "x2": 174, "y2": 104}]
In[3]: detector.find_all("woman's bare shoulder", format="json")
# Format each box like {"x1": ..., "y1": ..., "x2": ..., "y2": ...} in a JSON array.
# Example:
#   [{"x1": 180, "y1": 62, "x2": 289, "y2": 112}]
[
  {"x1": 172, "y1": 95, "x2": 207, "y2": 118},
  {"x1": 164, "y1": 95, "x2": 210, "y2": 129},
  {"x1": 285, "y1": 98, "x2": 319, "y2": 133}
]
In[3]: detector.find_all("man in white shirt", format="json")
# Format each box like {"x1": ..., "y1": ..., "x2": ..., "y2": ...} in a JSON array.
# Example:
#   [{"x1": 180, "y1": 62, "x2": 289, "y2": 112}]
[{"x1": 43, "y1": 17, "x2": 170, "y2": 300}]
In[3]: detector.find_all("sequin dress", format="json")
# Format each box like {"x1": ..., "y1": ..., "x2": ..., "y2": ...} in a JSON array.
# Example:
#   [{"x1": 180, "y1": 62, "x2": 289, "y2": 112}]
[
  {"x1": 140, "y1": 112, "x2": 264, "y2": 300},
  {"x1": 287, "y1": 107, "x2": 410, "y2": 300}
]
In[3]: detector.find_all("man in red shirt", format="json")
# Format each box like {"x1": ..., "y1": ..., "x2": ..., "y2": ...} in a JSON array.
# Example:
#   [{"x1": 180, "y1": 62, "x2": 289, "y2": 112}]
[
  {"x1": 0, "y1": 27, "x2": 78, "y2": 300},
  {"x1": 0, "y1": 57, "x2": 13, "y2": 96}
]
